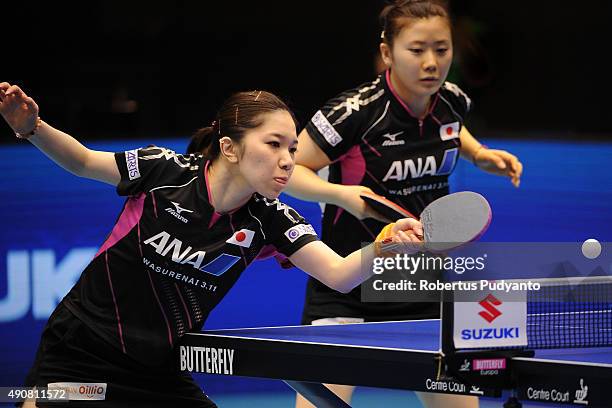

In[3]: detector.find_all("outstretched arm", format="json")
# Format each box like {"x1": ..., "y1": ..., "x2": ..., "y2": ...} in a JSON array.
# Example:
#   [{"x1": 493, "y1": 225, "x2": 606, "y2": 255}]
[
  {"x1": 285, "y1": 129, "x2": 389, "y2": 222},
  {"x1": 459, "y1": 126, "x2": 523, "y2": 187},
  {"x1": 289, "y1": 218, "x2": 422, "y2": 293},
  {"x1": 0, "y1": 82, "x2": 120, "y2": 186}
]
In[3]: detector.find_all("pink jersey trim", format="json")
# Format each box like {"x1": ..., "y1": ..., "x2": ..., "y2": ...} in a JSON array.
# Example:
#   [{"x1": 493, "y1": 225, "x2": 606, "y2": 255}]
[
  {"x1": 105, "y1": 252, "x2": 127, "y2": 354},
  {"x1": 333, "y1": 145, "x2": 366, "y2": 225},
  {"x1": 385, "y1": 70, "x2": 439, "y2": 119},
  {"x1": 205, "y1": 160, "x2": 226, "y2": 228},
  {"x1": 95, "y1": 194, "x2": 146, "y2": 258}
]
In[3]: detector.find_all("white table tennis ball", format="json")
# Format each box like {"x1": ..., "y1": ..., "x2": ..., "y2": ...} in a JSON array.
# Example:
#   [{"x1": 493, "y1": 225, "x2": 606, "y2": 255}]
[{"x1": 581, "y1": 238, "x2": 601, "y2": 260}]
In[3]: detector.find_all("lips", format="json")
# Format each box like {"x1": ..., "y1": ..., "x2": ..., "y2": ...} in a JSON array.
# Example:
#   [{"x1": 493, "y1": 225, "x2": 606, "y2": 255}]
[{"x1": 274, "y1": 177, "x2": 288, "y2": 185}]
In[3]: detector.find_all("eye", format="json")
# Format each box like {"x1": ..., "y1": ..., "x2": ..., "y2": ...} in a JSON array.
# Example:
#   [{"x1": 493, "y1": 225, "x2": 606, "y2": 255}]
[
  {"x1": 436, "y1": 48, "x2": 449, "y2": 55},
  {"x1": 409, "y1": 48, "x2": 424, "y2": 55},
  {"x1": 289, "y1": 147, "x2": 298, "y2": 154},
  {"x1": 268, "y1": 141, "x2": 280, "y2": 148}
]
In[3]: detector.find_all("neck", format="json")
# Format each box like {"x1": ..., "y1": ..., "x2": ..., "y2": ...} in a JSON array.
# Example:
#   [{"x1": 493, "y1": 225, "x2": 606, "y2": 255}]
[
  {"x1": 206, "y1": 159, "x2": 253, "y2": 214},
  {"x1": 388, "y1": 69, "x2": 431, "y2": 119}
]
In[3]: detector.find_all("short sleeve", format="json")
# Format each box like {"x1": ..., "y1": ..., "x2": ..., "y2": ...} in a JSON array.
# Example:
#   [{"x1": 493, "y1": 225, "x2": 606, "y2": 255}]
[
  {"x1": 114, "y1": 146, "x2": 197, "y2": 196},
  {"x1": 440, "y1": 82, "x2": 472, "y2": 121},
  {"x1": 261, "y1": 198, "x2": 319, "y2": 257},
  {"x1": 304, "y1": 90, "x2": 368, "y2": 162}
]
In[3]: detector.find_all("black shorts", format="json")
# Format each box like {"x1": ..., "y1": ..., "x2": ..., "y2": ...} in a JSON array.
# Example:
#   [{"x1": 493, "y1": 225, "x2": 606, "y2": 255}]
[
  {"x1": 22, "y1": 303, "x2": 216, "y2": 408},
  {"x1": 300, "y1": 277, "x2": 440, "y2": 325}
]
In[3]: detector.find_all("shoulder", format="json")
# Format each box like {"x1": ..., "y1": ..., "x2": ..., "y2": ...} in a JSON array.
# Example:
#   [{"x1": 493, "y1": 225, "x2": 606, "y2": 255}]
[
  {"x1": 318, "y1": 75, "x2": 388, "y2": 125},
  {"x1": 249, "y1": 194, "x2": 303, "y2": 223},
  {"x1": 438, "y1": 82, "x2": 472, "y2": 113}
]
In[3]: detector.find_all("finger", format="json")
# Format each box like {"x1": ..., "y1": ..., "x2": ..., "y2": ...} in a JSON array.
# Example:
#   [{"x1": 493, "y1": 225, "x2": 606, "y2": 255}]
[
  {"x1": 0, "y1": 82, "x2": 10, "y2": 93},
  {"x1": 5, "y1": 85, "x2": 22, "y2": 96},
  {"x1": 494, "y1": 156, "x2": 507, "y2": 170},
  {"x1": 25, "y1": 97, "x2": 38, "y2": 114},
  {"x1": 515, "y1": 161, "x2": 523, "y2": 178},
  {"x1": 395, "y1": 218, "x2": 423, "y2": 236}
]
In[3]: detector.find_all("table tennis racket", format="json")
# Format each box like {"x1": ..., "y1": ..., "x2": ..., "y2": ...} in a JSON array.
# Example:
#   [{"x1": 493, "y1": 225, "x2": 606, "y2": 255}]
[{"x1": 361, "y1": 191, "x2": 491, "y2": 252}]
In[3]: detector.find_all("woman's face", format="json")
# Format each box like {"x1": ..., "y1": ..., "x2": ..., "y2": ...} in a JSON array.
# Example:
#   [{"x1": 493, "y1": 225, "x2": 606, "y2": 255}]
[
  {"x1": 383, "y1": 16, "x2": 453, "y2": 100},
  {"x1": 237, "y1": 110, "x2": 298, "y2": 199}
]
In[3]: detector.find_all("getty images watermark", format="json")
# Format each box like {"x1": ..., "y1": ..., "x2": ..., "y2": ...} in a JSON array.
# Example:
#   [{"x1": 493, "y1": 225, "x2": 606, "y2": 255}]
[{"x1": 361, "y1": 241, "x2": 611, "y2": 303}]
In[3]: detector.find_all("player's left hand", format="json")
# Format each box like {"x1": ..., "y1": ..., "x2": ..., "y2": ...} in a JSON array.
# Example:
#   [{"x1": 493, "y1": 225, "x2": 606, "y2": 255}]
[{"x1": 474, "y1": 148, "x2": 523, "y2": 187}]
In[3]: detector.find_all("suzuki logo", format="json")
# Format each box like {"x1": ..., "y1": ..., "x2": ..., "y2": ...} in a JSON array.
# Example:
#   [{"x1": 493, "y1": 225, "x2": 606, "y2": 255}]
[{"x1": 478, "y1": 294, "x2": 502, "y2": 323}]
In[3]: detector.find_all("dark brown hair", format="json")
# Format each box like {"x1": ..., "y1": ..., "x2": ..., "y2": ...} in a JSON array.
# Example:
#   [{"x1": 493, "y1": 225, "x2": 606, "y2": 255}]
[
  {"x1": 380, "y1": 0, "x2": 451, "y2": 47},
  {"x1": 187, "y1": 90, "x2": 297, "y2": 157}
]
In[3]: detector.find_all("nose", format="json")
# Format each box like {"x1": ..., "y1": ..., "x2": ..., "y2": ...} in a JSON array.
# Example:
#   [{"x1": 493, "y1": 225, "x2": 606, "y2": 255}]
[
  {"x1": 422, "y1": 50, "x2": 438, "y2": 73},
  {"x1": 279, "y1": 149, "x2": 294, "y2": 171}
]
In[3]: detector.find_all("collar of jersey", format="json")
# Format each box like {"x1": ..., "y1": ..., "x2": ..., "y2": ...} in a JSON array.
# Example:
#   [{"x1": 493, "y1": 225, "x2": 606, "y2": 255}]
[{"x1": 384, "y1": 69, "x2": 440, "y2": 120}]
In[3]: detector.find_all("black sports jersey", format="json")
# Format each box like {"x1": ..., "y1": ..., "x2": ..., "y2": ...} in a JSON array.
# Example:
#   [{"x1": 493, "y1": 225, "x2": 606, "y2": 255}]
[
  {"x1": 302, "y1": 70, "x2": 471, "y2": 321},
  {"x1": 63, "y1": 146, "x2": 318, "y2": 366}
]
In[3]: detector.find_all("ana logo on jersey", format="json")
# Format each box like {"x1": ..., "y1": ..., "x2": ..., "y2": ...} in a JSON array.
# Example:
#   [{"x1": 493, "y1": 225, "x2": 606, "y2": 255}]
[
  {"x1": 381, "y1": 131, "x2": 405, "y2": 146},
  {"x1": 382, "y1": 148, "x2": 459, "y2": 182},
  {"x1": 165, "y1": 202, "x2": 194, "y2": 223},
  {"x1": 144, "y1": 231, "x2": 240, "y2": 276},
  {"x1": 439, "y1": 122, "x2": 460, "y2": 141},
  {"x1": 226, "y1": 229, "x2": 255, "y2": 248}
]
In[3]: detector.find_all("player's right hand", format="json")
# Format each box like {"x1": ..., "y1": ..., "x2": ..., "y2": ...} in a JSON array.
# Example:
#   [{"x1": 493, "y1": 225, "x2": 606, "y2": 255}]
[
  {"x1": 0, "y1": 82, "x2": 40, "y2": 136},
  {"x1": 335, "y1": 184, "x2": 392, "y2": 223}
]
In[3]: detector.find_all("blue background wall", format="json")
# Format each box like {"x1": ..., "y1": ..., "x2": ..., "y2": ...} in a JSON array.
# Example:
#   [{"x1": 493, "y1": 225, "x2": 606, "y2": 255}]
[{"x1": 1, "y1": 137, "x2": 611, "y2": 398}]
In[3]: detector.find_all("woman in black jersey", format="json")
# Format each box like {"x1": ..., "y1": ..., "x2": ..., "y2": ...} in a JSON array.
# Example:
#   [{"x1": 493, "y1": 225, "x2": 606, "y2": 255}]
[
  {"x1": 0, "y1": 83, "x2": 422, "y2": 407},
  {"x1": 287, "y1": 1, "x2": 522, "y2": 407}
]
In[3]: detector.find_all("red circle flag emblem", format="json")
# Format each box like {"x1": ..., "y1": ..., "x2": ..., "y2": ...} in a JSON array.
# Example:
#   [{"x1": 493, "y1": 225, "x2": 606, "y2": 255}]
[{"x1": 226, "y1": 229, "x2": 255, "y2": 248}]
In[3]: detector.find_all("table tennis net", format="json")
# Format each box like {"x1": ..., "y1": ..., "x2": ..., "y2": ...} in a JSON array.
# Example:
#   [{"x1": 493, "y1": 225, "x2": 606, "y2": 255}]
[{"x1": 524, "y1": 276, "x2": 612, "y2": 349}]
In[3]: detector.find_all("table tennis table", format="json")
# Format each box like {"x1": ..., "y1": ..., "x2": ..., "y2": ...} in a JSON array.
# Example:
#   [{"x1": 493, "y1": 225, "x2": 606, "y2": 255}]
[{"x1": 179, "y1": 319, "x2": 612, "y2": 407}]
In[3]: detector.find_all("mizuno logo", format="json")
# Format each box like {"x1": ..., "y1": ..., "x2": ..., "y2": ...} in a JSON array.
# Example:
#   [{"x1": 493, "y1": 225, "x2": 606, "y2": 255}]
[
  {"x1": 171, "y1": 202, "x2": 193, "y2": 215},
  {"x1": 165, "y1": 202, "x2": 193, "y2": 223},
  {"x1": 478, "y1": 294, "x2": 502, "y2": 323},
  {"x1": 381, "y1": 131, "x2": 405, "y2": 146}
]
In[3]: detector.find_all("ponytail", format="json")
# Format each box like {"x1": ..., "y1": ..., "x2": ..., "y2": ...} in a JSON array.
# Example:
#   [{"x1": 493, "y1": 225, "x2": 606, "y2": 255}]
[{"x1": 186, "y1": 121, "x2": 221, "y2": 156}]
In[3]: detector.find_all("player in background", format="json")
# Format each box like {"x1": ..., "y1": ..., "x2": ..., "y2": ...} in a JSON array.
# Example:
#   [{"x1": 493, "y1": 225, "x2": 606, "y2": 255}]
[{"x1": 287, "y1": 1, "x2": 522, "y2": 407}]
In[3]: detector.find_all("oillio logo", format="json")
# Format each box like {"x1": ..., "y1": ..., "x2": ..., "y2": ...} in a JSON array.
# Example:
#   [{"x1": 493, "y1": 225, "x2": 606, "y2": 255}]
[{"x1": 47, "y1": 382, "x2": 107, "y2": 401}]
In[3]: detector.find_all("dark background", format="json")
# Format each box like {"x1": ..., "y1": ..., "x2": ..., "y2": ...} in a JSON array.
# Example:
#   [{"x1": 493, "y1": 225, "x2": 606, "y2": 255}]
[{"x1": 3, "y1": 1, "x2": 611, "y2": 142}]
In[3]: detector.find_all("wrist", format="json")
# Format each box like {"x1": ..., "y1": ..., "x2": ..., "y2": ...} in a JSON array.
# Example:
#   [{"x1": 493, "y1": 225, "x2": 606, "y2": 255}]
[
  {"x1": 472, "y1": 144, "x2": 488, "y2": 165},
  {"x1": 15, "y1": 117, "x2": 42, "y2": 140}
]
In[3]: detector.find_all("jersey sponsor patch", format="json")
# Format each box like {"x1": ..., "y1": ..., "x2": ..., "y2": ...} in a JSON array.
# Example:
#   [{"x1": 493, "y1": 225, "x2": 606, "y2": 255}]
[
  {"x1": 226, "y1": 229, "x2": 255, "y2": 248},
  {"x1": 312, "y1": 110, "x2": 342, "y2": 147},
  {"x1": 439, "y1": 122, "x2": 460, "y2": 141},
  {"x1": 125, "y1": 149, "x2": 141, "y2": 180},
  {"x1": 381, "y1": 130, "x2": 405, "y2": 146},
  {"x1": 284, "y1": 224, "x2": 317, "y2": 243},
  {"x1": 47, "y1": 382, "x2": 107, "y2": 401}
]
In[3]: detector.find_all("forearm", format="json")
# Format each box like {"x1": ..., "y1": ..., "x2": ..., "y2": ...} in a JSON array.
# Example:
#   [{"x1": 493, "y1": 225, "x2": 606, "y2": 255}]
[
  {"x1": 459, "y1": 127, "x2": 484, "y2": 160},
  {"x1": 290, "y1": 241, "x2": 379, "y2": 294},
  {"x1": 285, "y1": 164, "x2": 342, "y2": 206},
  {"x1": 28, "y1": 121, "x2": 91, "y2": 176}
]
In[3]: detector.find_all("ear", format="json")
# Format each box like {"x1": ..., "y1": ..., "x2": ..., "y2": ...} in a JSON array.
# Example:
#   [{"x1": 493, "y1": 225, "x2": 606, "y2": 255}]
[
  {"x1": 379, "y1": 43, "x2": 393, "y2": 67},
  {"x1": 219, "y1": 137, "x2": 239, "y2": 163}
]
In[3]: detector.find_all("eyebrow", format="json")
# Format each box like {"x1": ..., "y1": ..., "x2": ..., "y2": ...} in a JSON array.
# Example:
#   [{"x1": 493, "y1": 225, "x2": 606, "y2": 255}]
[
  {"x1": 270, "y1": 133, "x2": 299, "y2": 145},
  {"x1": 409, "y1": 40, "x2": 450, "y2": 45}
]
